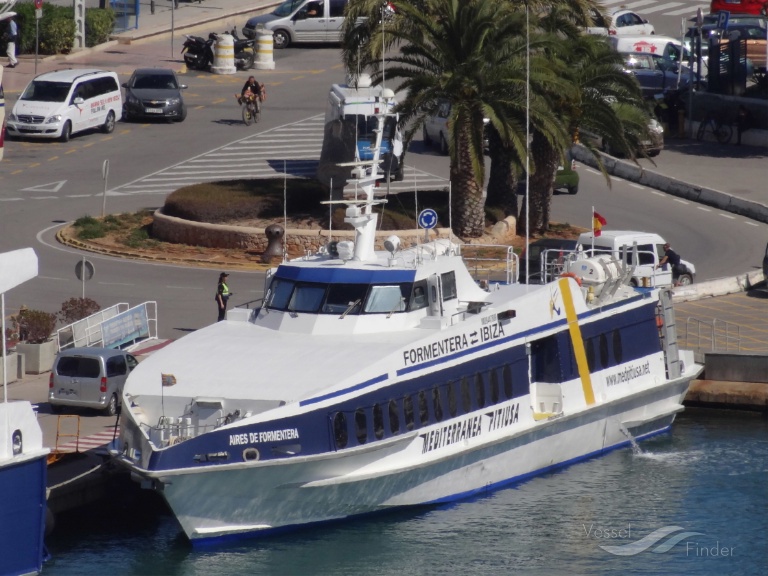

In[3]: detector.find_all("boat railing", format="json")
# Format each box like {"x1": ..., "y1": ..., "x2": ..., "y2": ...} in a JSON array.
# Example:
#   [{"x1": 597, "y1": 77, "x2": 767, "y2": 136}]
[
  {"x1": 236, "y1": 298, "x2": 265, "y2": 310},
  {"x1": 460, "y1": 245, "x2": 518, "y2": 285},
  {"x1": 683, "y1": 317, "x2": 741, "y2": 356},
  {"x1": 540, "y1": 249, "x2": 581, "y2": 284}
]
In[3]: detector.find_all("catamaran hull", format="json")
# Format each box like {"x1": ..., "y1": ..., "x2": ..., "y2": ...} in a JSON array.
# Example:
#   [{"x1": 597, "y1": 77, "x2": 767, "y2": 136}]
[{"x1": 146, "y1": 376, "x2": 692, "y2": 544}]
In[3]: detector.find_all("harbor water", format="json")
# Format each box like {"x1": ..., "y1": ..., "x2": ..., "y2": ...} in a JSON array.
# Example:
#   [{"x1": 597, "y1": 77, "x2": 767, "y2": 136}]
[{"x1": 44, "y1": 409, "x2": 766, "y2": 575}]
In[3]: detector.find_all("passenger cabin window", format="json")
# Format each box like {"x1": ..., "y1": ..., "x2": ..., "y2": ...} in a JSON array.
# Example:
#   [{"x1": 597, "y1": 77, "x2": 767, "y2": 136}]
[
  {"x1": 323, "y1": 283, "x2": 368, "y2": 314},
  {"x1": 364, "y1": 285, "x2": 406, "y2": 314},
  {"x1": 441, "y1": 271, "x2": 457, "y2": 300}
]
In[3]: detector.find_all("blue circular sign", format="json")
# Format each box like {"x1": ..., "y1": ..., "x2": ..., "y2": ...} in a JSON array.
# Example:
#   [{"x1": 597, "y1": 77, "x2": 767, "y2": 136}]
[{"x1": 418, "y1": 208, "x2": 438, "y2": 230}]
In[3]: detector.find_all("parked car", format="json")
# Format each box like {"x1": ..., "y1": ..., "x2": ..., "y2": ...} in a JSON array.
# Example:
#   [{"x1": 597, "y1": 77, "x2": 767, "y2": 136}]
[
  {"x1": 581, "y1": 116, "x2": 664, "y2": 157},
  {"x1": 519, "y1": 238, "x2": 579, "y2": 283},
  {"x1": 242, "y1": 0, "x2": 349, "y2": 48},
  {"x1": 610, "y1": 9, "x2": 656, "y2": 36},
  {"x1": 585, "y1": 7, "x2": 610, "y2": 35},
  {"x1": 554, "y1": 152, "x2": 579, "y2": 194},
  {"x1": 576, "y1": 230, "x2": 695, "y2": 287},
  {"x1": 423, "y1": 101, "x2": 489, "y2": 155},
  {"x1": 6, "y1": 69, "x2": 122, "y2": 142},
  {"x1": 122, "y1": 68, "x2": 187, "y2": 122},
  {"x1": 621, "y1": 52, "x2": 693, "y2": 99},
  {"x1": 710, "y1": 0, "x2": 768, "y2": 16},
  {"x1": 49, "y1": 347, "x2": 139, "y2": 416}
]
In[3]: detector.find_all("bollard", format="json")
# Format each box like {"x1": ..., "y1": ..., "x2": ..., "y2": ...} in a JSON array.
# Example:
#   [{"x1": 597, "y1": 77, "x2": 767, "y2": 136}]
[
  {"x1": 211, "y1": 33, "x2": 237, "y2": 75},
  {"x1": 255, "y1": 28, "x2": 276, "y2": 70},
  {"x1": 262, "y1": 224, "x2": 284, "y2": 263}
]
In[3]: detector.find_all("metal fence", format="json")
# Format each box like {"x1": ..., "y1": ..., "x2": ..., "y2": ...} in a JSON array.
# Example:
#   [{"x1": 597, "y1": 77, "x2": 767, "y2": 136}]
[{"x1": 682, "y1": 317, "x2": 742, "y2": 355}]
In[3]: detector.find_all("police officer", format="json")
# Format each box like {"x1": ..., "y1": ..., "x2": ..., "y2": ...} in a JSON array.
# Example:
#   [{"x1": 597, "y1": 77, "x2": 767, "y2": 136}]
[{"x1": 216, "y1": 272, "x2": 230, "y2": 321}]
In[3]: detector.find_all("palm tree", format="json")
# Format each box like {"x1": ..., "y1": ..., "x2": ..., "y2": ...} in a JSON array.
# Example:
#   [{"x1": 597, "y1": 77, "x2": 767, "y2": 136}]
[{"x1": 343, "y1": 0, "x2": 529, "y2": 237}]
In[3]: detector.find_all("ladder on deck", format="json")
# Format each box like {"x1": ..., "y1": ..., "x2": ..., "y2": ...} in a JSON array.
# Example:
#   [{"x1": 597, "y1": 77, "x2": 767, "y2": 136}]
[
  {"x1": 658, "y1": 289, "x2": 681, "y2": 379},
  {"x1": 47, "y1": 415, "x2": 82, "y2": 464}
]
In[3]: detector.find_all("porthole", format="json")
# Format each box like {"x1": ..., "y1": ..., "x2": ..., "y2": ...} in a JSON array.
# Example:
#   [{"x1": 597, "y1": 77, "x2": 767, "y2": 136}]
[
  {"x1": 333, "y1": 412, "x2": 348, "y2": 449},
  {"x1": 355, "y1": 409, "x2": 367, "y2": 444},
  {"x1": 490, "y1": 370, "x2": 500, "y2": 405},
  {"x1": 404, "y1": 395, "x2": 415, "y2": 431},
  {"x1": 586, "y1": 338, "x2": 595, "y2": 372},
  {"x1": 373, "y1": 404, "x2": 385, "y2": 440},
  {"x1": 503, "y1": 365, "x2": 513, "y2": 399},
  {"x1": 599, "y1": 333, "x2": 609, "y2": 368},
  {"x1": 613, "y1": 330, "x2": 623, "y2": 364},
  {"x1": 432, "y1": 388, "x2": 443, "y2": 422},
  {"x1": 243, "y1": 447, "x2": 260, "y2": 461},
  {"x1": 475, "y1": 373, "x2": 485, "y2": 409},
  {"x1": 447, "y1": 381, "x2": 458, "y2": 417},
  {"x1": 461, "y1": 377, "x2": 471, "y2": 413},
  {"x1": 389, "y1": 399, "x2": 400, "y2": 434},
  {"x1": 418, "y1": 390, "x2": 429, "y2": 426}
]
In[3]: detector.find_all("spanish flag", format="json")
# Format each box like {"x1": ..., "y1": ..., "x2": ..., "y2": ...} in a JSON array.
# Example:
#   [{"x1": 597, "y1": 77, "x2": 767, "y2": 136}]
[{"x1": 593, "y1": 211, "x2": 607, "y2": 237}]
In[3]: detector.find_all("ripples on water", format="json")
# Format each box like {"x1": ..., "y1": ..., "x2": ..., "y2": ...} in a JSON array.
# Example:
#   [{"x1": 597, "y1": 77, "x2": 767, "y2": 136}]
[{"x1": 46, "y1": 410, "x2": 767, "y2": 576}]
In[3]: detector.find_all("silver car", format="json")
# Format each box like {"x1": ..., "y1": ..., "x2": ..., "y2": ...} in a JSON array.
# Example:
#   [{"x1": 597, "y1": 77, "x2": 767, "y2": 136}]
[
  {"x1": 49, "y1": 347, "x2": 139, "y2": 415},
  {"x1": 122, "y1": 68, "x2": 187, "y2": 122}
]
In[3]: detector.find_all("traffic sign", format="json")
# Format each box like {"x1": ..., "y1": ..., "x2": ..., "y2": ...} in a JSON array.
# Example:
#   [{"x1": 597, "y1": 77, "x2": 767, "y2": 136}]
[
  {"x1": 34, "y1": 0, "x2": 43, "y2": 9},
  {"x1": 717, "y1": 10, "x2": 730, "y2": 30},
  {"x1": 75, "y1": 259, "x2": 95, "y2": 282},
  {"x1": 418, "y1": 208, "x2": 438, "y2": 230}
]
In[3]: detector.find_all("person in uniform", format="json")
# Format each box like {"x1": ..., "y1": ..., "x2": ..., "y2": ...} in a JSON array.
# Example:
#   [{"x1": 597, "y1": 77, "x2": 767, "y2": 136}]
[{"x1": 216, "y1": 272, "x2": 230, "y2": 321}]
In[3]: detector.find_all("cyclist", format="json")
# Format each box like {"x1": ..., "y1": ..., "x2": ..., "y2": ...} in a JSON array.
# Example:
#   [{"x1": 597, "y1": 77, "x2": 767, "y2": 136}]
[{"x1": 241, "y1": 76, "x2": 263, "y2": 102}]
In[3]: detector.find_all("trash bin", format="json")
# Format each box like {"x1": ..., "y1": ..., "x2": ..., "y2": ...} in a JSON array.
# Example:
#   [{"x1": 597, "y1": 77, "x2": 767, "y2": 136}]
[
  {"x1": 211, "y1": 33, "x2": 236, "y2": 75},
  {"x1": 255, "y1": 28, "x2": 276, "y2": 70}
]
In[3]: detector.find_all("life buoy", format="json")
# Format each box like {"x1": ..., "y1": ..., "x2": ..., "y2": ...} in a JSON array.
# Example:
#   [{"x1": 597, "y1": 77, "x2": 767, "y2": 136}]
[{"x1": 560, "y1": 272, "x2": 582, "y2": 286}]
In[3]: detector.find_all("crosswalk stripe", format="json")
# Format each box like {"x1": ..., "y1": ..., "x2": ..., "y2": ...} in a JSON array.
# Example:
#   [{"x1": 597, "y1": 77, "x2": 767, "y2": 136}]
[
  {"x1": 617, "y1": 0, "x2": 658, "y2": 10},
  {"x1": 54, "y1": 429, "x2": 119, "y2": 453},
  {"x1": 637, "y1": 2, "x2": 685, "y2": 14},
  {"x1": 665, "y1": 5, "x2": 708, "y2": 16}
]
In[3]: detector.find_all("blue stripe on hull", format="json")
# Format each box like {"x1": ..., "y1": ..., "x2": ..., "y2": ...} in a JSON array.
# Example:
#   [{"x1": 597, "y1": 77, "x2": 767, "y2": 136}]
[
  {"x1": 186, "y1": 422, "x2": 674, "y2": 547},
  {"x1": 0, "y1": 456, "x2": 48, "y2": 575}
]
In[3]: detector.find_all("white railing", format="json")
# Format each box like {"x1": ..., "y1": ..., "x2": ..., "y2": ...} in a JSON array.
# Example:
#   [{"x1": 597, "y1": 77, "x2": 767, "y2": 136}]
[
  {"x1": 460, "y1": 244, "x2": 519, "y2": 285},
  {"x1": 56, "y1": 301, "x2": 158, "y2": 351},
  {"x1": 683, "y1": 317, "x2": 741, "y2": 353}
]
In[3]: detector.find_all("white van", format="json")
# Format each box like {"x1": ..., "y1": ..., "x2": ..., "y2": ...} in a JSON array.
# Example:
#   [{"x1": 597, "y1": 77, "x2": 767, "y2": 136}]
[
  {"x1": 7, "y1": 69, "x2": 122, "y2": 142},
  {"x1": 242, "y1": 0, "x2": 349, "y2": 48},
  {"x1": 576, "y1": 230, "x2": 695, "y2": 287},
  {"x1": 610, "y1": 35, "x2": 705, "y2": 75}
]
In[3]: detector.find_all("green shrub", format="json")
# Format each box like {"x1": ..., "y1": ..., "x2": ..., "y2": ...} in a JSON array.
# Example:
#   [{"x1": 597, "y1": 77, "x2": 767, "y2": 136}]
[
  {"x1": 20, "y1": 309, "x2": 57, "y2": 344},
  {"x1": 59, "y1": 297, "x2": 101, "y2": 324},
  {"x1": 74, "y1": 215, "x2": 99, "y2": 227},
  {"x1": 73, "y1": 215, "x2": 106, "y2": 239},
  {"x1": 85, "y1": 8, "x2": 115, "y2": 47},
  {"x1": 41, "y1": 16, "x2": 75, "y2": 54}
]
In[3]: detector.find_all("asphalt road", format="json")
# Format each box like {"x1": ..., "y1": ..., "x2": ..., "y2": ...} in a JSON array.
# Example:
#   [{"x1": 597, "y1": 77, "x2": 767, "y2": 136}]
[{"x1": 1, "y1": 9, "x2": 766, "y2": 341}]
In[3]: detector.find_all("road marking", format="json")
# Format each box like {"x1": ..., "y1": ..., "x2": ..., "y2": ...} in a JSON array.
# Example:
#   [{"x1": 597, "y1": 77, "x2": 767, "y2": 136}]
[
  {"x1": 167, "y1": 285, "x2": 204, "y2": 290},
  {"x1": 98, "y1": 282, "x2": 135, "y2": 287},
  {"x1": 697, "y1": 206, "x2": 711, "y2": 212},
  {"x1": 617, "y1": 0, "x2": 657, "y2": 9},
  {"x1": 665, "y1": 5, "x2": 707, "y2": 16},
  {"x1": 629, "y1": 183, "x2": 644, "y2": 189},
  {"x1": 651, "y1": 191, "x2": 665, "y2": 196},
  {"x1": 674, "y1": 199, "x2": 689, "y2": 204},
  {"x1": 745, "y1": 221, "x2": 759, "y2": 227},
  {"x1": 65, "y1": 194, "x2": 93, "y2": 198},
  {"x1": 65, "y1": 149, "x2": 78, "y2": 155},
  {"x1": 38, "y1": 275, "x2": 66, "y2": 281},
  {"x1": 48, "y1": 156, "x2": 59, "y2": 161},
  {"x1": 0, "y1": 198, "x2": 24, "y2": 202},
  {"x1": 719, "y1": 213, "x2": 736, "y2": 219},
  {"x1": 21, "y1": 180, "x2": 67, "y2": 193},
  {"x1": 32, "y1": 196, "x2": 59, "y2": 200},
  {"x1": 638, "y1": 2, "x2": 684, "y2": 13}
]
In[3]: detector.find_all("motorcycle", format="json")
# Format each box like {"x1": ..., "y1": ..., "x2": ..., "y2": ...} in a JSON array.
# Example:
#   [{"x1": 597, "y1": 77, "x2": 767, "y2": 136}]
[
  {"x1": 181, "y1": 33, "x2": 216, "y2": 71},
  {"x1": 229, "y1": 27, "x2": 256, "y2": 71}
]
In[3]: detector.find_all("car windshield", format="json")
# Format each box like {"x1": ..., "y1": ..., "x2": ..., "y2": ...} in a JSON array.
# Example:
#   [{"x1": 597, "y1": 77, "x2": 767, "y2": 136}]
[
  {"x1": 273, "y1": 0, "x2": 304, "y2": 17},
  {"x1": 20, "y1": 81, "x2": 71, "y2": 102},
  {"x1": 131, "y1": 74, "x2": 177, "y2": 90}
]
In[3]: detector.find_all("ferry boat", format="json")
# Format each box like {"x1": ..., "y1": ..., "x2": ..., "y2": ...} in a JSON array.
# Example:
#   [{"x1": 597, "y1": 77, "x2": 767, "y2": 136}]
[
  {"x1": 112, "y1": 91, "x2": 703, "y2": 544},
  {"x1": 0, "y1": 248, "x2": 49, "y2": 574}
]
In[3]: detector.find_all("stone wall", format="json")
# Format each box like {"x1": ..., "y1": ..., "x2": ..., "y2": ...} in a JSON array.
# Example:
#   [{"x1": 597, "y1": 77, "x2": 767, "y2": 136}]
[{"x1": 152, "y1": 209, "x2": 455, "y2": 256}]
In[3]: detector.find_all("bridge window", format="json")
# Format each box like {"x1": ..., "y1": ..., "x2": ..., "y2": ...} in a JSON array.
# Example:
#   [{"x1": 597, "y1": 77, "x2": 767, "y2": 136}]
[
  {"x1": 323, "y1": 283, "x2": 368, "y2": 314},
  {"x1": 365, "y1": 285, "x2": 406, "y2": 313}
]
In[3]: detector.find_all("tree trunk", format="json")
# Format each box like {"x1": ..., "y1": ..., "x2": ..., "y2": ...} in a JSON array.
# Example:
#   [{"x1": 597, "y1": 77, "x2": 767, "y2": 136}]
[
  {"x1": 526, "y1": 135, "x2": 558, "y2": 235},
  {"x1": 486, "y1": 126, "x2": 518, "y2": 218},
  {"x1": 450, "y1": 121, "x2": 485, "y2": 238}
]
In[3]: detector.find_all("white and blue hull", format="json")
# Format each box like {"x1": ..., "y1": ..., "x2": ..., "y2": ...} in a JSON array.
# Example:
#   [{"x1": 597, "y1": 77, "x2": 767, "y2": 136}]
[{"x1": 134, "y1": 369, "x2": 694, "y2": 543}]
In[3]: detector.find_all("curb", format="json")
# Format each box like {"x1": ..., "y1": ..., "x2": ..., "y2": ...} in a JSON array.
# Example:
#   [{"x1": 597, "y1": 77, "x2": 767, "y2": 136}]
[
  {"x1": 672, "y1": 269, "x2": 766, "y2": 302},
  {"x1": 55, "y1": 226, "x2": 273, "y2": 271},
  {"x1": 571, "y1": 144, "x2": 768, "y2": 225}
]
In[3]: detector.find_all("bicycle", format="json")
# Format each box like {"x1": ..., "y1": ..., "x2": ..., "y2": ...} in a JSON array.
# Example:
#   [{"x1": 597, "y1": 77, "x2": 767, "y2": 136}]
[
  {"x1": 238, "y1": 93, "x2": 261, "y2": 126},
  {"x1": 696, "y1": 110, "x2": 732, "y2": 144}
]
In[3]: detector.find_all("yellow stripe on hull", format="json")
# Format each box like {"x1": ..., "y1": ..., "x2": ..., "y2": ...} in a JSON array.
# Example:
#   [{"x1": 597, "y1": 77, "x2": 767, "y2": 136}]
[{"x1": 558, "y1": 277, "x2": 596, "y2": 405}]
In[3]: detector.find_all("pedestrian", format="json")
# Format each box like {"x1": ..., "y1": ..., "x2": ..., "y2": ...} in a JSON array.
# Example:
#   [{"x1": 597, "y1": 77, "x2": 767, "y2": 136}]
[
  {"x1": 656, "y1": 243, "x2": 685, "y2": 286},
  {"x1": 5, "y1": 15, "x2": 18, "y2": 68},
  {"x1": 736, "y1": 105, "x2": 751, "y2": 146},
  {"x1": 216, "y1": 272, "x2": 230, "y2": 322}
]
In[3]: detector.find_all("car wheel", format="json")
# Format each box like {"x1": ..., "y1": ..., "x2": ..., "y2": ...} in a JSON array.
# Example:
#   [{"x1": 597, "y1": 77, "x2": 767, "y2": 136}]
[
  {"x1": 176, "y1": 107, "x2": 187, "y2": 122},
  {"x1": 439, "y1": 133, "x2": 448, "y2": 155},
  {"x1": 568, "y1": 184, "x2": 578, "y2": 195},
  {"x1": 102, "y1": 111, "x2": 116, "y2": 134},
  {"x1": 59, "y1": 121, "x2": 72, "y2": 143},
  {"x1": 273, "y1": 30, "x2": 290, "y2": 49},
  {"x1": 677, "y1": 274, "x2": 693, "y2": 286},
  {"x1": 104, "y1": 393, "x2": 118, "y2": 417},
  {"x1": 124, "y1": 108, "x2": 133, "y2": 123},
  {"x1": 422, "y1": 125, "x2": 432, "y2": 146}
]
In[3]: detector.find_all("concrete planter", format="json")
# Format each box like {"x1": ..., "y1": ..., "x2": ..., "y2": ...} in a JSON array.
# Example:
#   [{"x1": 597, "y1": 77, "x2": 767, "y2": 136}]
[
  {"x1": 1, "y1": 352, "x2": 22, "y2": 383},
  {"x1": 16, "y1": 340, "x2": 57, "y2": 375}
]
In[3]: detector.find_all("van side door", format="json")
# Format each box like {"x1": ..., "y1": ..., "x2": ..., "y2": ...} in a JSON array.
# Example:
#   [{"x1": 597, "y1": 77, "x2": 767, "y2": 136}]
[
  {"x1": 69, "y1": 83, "x2": 91, "y2": 134},
  {"x1": 326, "y1": 0, "x2": 347, "y2": 42},
  {"x1": 106, "y1": 354, "x2": 129, "y2": 401},
  {"x1": 293, "y1": 0, "x2": 327, "y2": 43}
]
